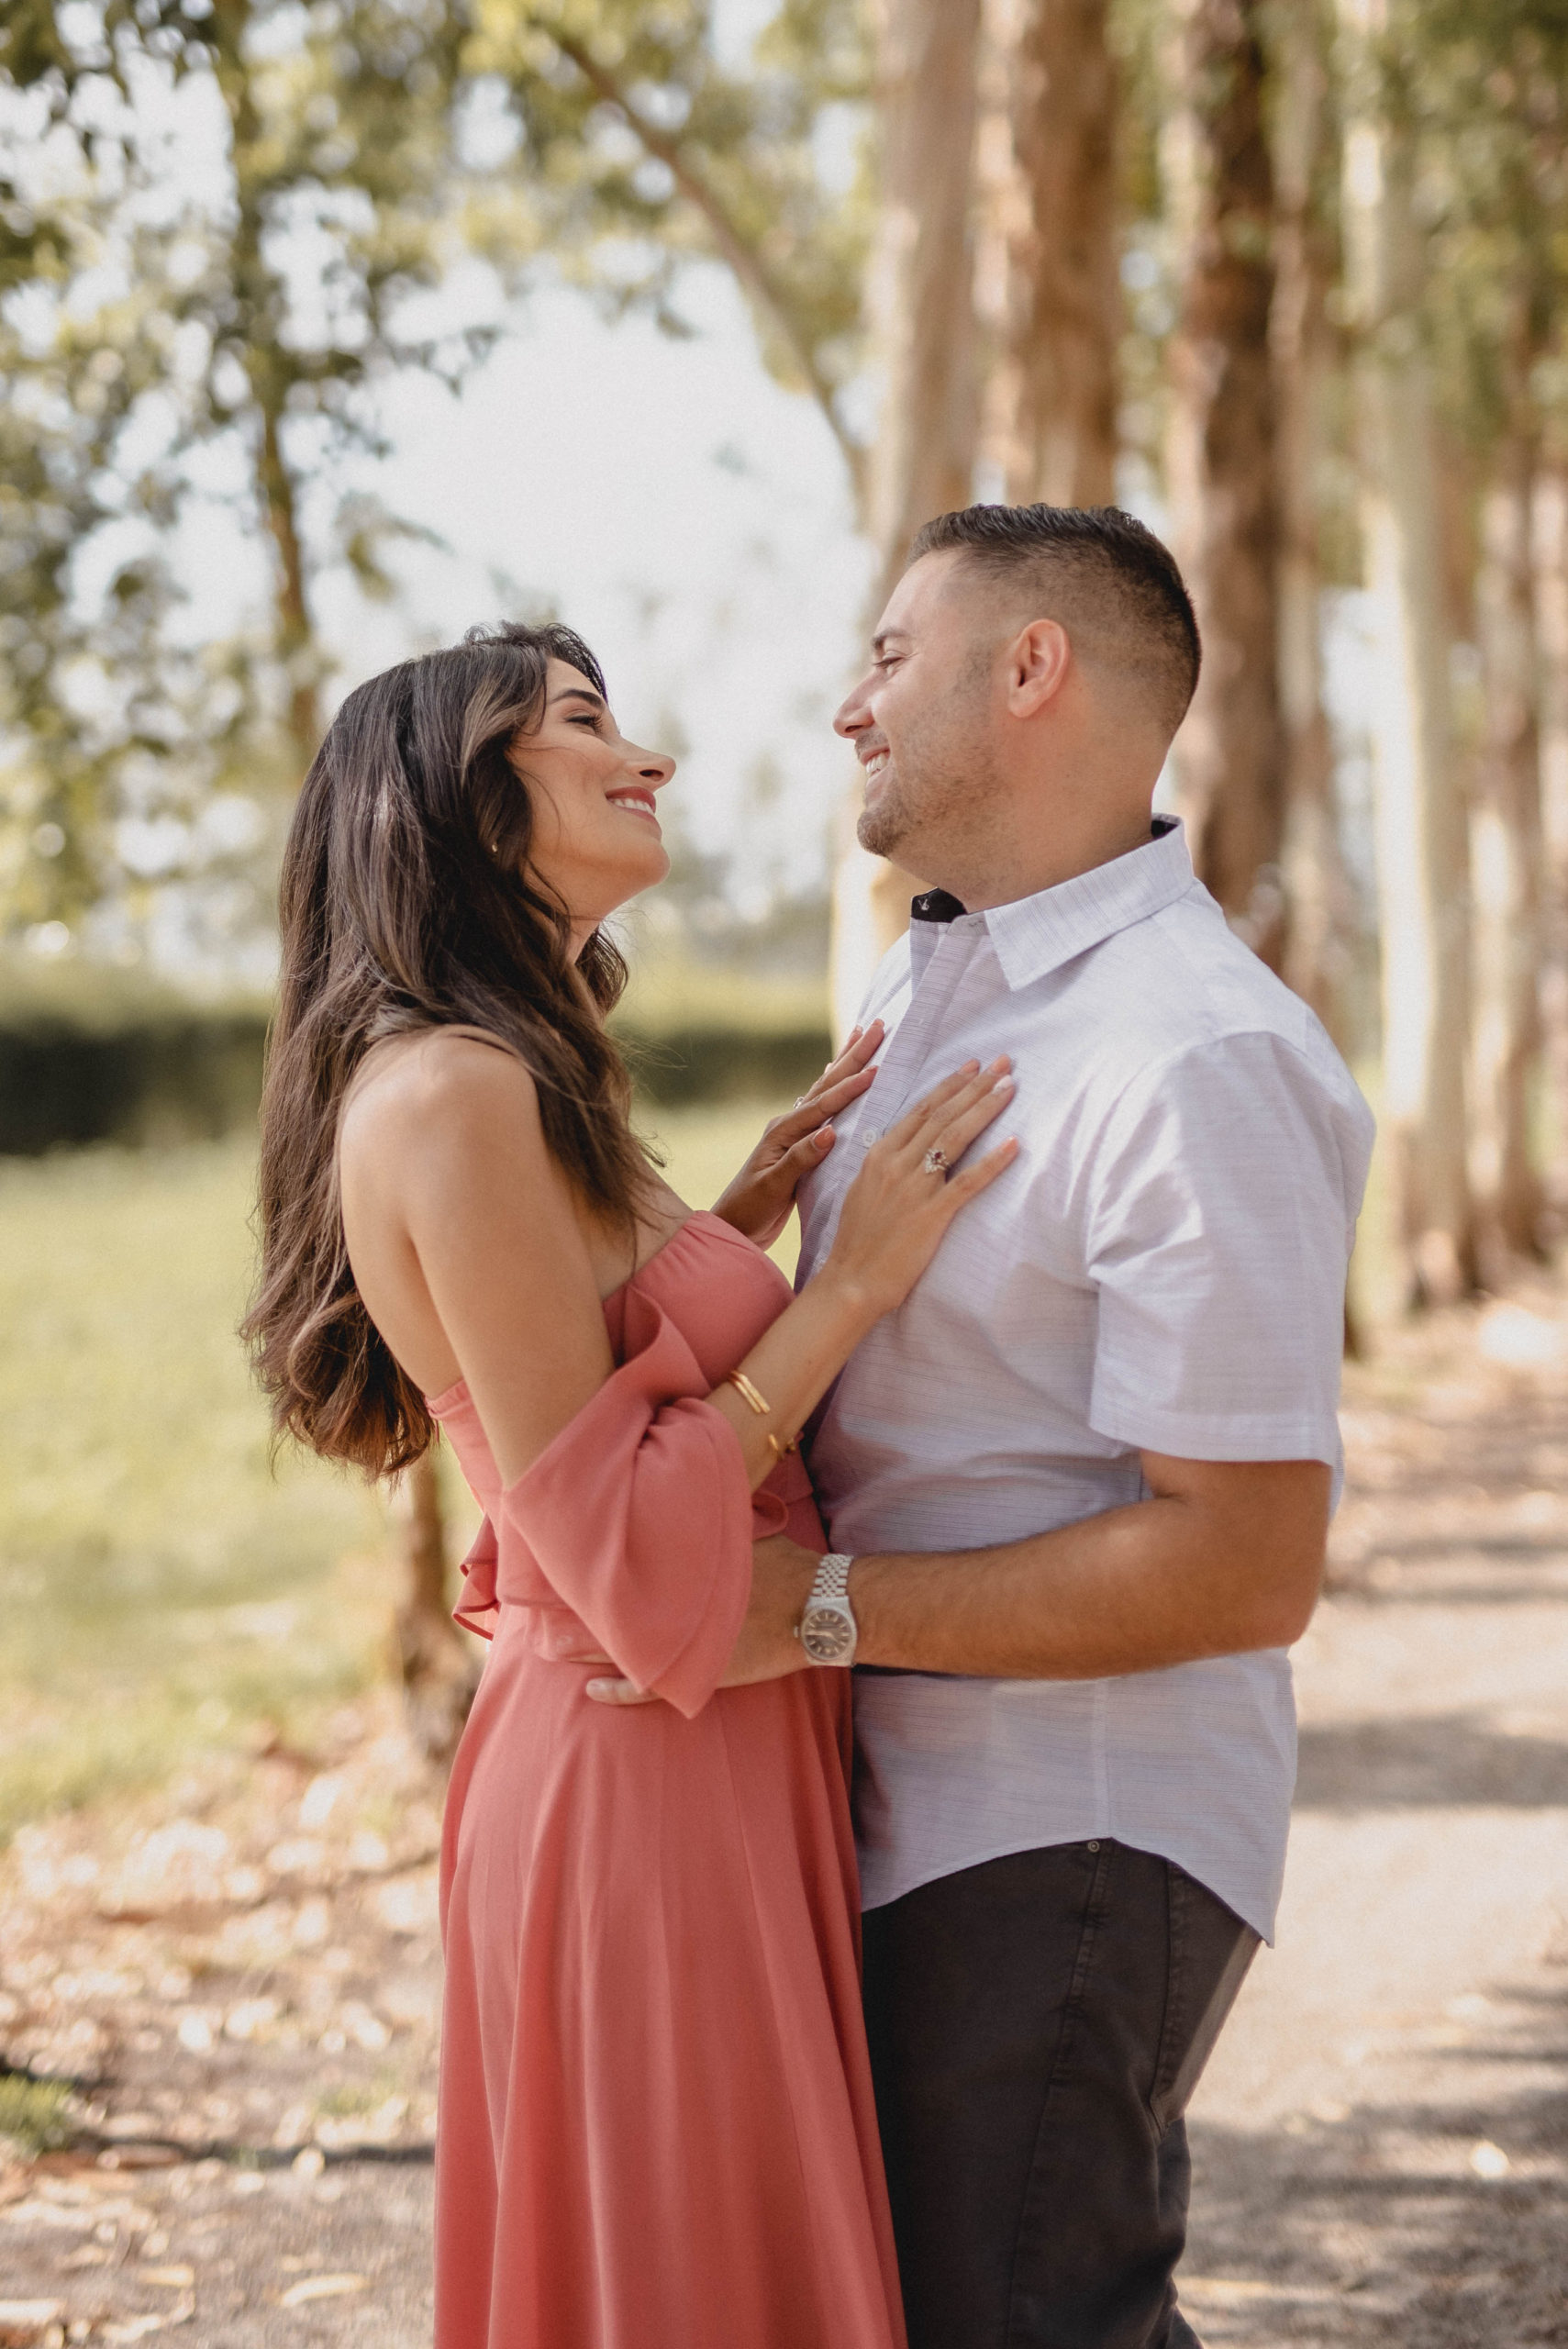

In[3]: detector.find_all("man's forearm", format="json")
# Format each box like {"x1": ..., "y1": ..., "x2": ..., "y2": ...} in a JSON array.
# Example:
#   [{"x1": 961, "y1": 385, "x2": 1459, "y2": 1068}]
[{"x1": 850, "y1": 1462, "x2": 1329, "y2": 1680}]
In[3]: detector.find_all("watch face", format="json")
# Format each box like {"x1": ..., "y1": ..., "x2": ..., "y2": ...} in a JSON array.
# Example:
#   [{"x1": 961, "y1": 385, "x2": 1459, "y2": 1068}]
[{"x1": 801, "y1": 1603, "x2": 855, "y2": 1664}]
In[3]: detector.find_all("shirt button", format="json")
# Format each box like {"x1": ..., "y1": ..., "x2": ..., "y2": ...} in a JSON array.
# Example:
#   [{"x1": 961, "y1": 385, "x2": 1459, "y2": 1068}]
[{"x1": 861, "y1": 1127, "x2": 880, "y2": 1147}]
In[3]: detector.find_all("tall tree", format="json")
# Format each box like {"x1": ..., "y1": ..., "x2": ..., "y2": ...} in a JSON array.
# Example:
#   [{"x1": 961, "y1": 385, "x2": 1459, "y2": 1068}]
[
  {"x1": 1415, "y1": 5, "x2": 1568, "y2": 1264},
  {"x1": 862, "y1": 0, "x2": 984, "y2": 608},
  {"x1": 3, "y1": 0, "x2": 485, "y2": 1752},
  {"x1": 1163, "y1": 0, "x2": 1286, "y2": 967},
  {"x1": 1270, "y1": 0, "x2": 1352, "y2": 1031},
  {"x1": 2, "y1": 0, "x2": 481, "y2": 915},
  {"x1": 1471, "y1": 325, "x2": 1545, "y2": 1265},
  {"x1": 833, "y1": 0, "x2": 984, "y2": 1030},
  {"x1": 1534, "y1": 462, "x2": 1568, "y2": 1184},
  {"x1": 1336, "y1": 0, "x2": 1473, "y2": 1304},
  {"x1": 976, "y1": 0, "x2": 1119, "y2": 507}
]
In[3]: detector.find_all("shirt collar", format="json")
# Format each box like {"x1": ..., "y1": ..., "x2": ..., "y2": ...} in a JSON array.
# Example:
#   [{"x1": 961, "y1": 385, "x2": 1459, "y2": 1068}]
[{"x1": 908, "y1": 816, "x2": 1195, "y2": 992}]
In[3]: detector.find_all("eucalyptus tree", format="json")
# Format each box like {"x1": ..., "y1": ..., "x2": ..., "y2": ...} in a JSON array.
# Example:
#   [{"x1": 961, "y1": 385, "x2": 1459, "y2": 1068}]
[
  {"x1": 1162, "y1": 0, "x2": 1285, "y2": 968},
  {"x1": 1271, "y1": 0, "x2": 1353, "y2": 1038},
  {"x1": 976, "y1": 0, "x2": 1120, "y2": 510},
  {"x1": 1335, "y1": 0, "x2": 1475, "y2": 1306},
  {"x1": 2, "y1": 0, "x2": 487, "y2": 1756},
  {"x1": 1416, "y1": 0, "x2": 1568, "y2": 1264}
]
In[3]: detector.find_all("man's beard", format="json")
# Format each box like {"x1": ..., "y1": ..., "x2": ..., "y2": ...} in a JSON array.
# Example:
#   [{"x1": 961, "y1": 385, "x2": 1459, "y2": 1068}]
[
  {"x1": 856, "y1": 770, "x2": 917, "y2": 862},
  {"x1": 856, "y1": 733, "x2": 998, "y2": 870},
  {"x1": 855, "y1": 652, "x2": 997, "y2": 869}
]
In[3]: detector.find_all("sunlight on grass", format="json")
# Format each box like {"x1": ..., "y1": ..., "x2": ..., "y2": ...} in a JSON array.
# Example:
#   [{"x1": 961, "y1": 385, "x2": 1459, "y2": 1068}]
[
  {"x1": 0, "y1": 1137, "x2": 388, "y2": 1837},
  {"x1": 0, "y1": 1097, "x2": 796, "y2": 1837}
]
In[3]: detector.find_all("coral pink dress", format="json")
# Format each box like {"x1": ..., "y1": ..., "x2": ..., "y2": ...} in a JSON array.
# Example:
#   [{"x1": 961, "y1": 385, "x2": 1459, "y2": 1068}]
[{"x1": 426, "y1": 1211, "x2": 906, "y2": 2349}]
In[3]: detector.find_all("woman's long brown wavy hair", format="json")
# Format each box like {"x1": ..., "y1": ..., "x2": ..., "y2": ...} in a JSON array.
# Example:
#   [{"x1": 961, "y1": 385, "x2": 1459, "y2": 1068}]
[{"x1": 243, "y1": 620, "x2": 652, "y2": 1479}]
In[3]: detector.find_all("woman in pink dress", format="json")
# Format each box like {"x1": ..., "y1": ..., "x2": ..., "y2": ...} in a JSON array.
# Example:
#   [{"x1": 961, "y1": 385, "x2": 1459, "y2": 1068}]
[{"x1": 244, "y1": 621, "x2": 1016, "y2": 2349}]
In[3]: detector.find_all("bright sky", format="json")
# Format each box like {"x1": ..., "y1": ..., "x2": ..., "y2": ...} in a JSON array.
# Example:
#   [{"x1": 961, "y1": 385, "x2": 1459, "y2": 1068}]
[
  {"x1": 322, "y1": 264, "x2": 876, "y2": 916},
  {"x1": 161, "y1": 254, "x2": 875, "y2": 923}
]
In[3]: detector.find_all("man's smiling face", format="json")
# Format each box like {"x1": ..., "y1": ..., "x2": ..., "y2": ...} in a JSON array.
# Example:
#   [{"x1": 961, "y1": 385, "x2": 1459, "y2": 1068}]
[{"x1": 833, "y1": 551, "x2": 1004, "y2": 878}]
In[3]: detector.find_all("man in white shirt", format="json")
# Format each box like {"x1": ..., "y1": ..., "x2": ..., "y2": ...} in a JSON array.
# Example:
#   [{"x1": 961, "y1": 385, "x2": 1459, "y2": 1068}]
[{"x1": 765, "y1": 506, "x2": 1373, "y2": 2347}]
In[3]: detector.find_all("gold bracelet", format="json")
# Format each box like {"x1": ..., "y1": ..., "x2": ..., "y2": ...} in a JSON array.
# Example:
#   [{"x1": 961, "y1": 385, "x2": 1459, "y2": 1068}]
[
  {"x1": 725, "y1": 1368, "x2": 772, "y2": 1418},
  {"x1": 766, "y1": 1431, "x2": 799, "y2": 1463}
]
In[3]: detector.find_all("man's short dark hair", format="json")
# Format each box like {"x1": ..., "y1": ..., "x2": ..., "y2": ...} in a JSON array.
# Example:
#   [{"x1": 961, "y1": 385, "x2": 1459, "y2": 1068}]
[{"x1": 907, "y1": 504, "x2": 1201, "y2": 736}]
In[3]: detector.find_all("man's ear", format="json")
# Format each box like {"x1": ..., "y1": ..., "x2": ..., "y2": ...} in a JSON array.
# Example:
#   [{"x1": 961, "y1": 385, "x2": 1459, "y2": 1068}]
[{"x1": 1006, "y1": 618, "x2": 1072, "y2": 718}]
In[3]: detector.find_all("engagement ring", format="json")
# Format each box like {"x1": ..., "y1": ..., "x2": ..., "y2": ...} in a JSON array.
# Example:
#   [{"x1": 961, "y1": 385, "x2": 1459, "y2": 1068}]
[{"x1": 923, "y1": 1146, "x2": 950, "y2": 1177}]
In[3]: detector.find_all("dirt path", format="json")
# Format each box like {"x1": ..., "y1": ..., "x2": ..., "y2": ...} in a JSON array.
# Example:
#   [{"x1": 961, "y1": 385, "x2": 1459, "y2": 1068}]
[
  {"x1": 1186, "y1": 1279, "x2": 1568, "y2": 2345},
  {"x1": 6, "y1": 1289, "x2": 1568, "y2": 2344}
]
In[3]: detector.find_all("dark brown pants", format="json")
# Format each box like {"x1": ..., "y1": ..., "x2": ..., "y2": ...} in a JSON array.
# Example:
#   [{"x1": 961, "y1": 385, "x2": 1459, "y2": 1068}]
[{"x1": 862, "y1": 1840, "x2": 1259, "y2": 2349}]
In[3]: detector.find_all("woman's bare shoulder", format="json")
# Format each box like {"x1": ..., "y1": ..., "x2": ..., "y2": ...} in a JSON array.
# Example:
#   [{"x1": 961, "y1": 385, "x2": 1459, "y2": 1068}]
[
  {"x1": 339, "y1": 1028, "x2": 552, "y2": 1198},
  {"x1": 343, "y1": 1027, "x2": 536, "y2": 1137}
]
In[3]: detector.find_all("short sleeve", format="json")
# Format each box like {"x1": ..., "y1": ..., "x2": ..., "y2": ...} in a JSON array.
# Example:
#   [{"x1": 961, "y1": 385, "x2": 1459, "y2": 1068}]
[{"x1": 1084, "y1": 1030, "x2": 1371, "y2": 1474}]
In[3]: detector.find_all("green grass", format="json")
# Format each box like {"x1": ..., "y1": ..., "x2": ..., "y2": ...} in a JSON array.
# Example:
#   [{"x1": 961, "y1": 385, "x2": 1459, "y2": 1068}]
[
  {"x1": 0, "y1": 1138, "x2": 389, "y2": 1835},
  {"x1": 0, "y1": 1099, "x2": 797, "y2": 1838}
]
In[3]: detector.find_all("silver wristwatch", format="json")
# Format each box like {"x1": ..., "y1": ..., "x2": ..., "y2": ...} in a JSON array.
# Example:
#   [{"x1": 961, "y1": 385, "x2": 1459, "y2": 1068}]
[{"x1": 795, "y1": 1553, "x2": 858, "y2": 1666}]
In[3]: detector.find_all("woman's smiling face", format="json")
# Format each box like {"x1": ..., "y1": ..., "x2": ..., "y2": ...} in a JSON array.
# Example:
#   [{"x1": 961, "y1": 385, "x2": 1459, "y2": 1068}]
[{"x1": 511, "y1": 659, "x2": 674, "y2": 940}]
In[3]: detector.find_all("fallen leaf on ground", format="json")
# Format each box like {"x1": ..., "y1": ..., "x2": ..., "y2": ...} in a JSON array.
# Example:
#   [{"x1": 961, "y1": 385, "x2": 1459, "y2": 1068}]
[{"x1": 277, "y1": 2274, "x2": 367, "y2": 2308}]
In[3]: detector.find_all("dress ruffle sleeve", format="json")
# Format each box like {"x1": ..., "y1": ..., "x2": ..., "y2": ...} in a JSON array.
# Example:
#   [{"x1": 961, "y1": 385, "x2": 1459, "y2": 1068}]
[{"x1": 493, "y1": 1284, "x2": 756, "y2": 1719}]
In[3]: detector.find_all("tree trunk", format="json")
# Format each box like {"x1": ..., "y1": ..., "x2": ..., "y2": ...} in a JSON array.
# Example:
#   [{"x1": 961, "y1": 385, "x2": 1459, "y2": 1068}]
[
  {"x1": 1532, "y1": 464, "x2": 1568, "y2": 1208},
  {"x1": 1271, "y1": 0, "x2": 1351, "y2": 1033},
  {"x1": 1471, "y1": 342, "x2": 1545, "y2": 1269},
  {"x1": 1163, "y1": 0, "x2": 1286, "y2": 969},
  {"x1": 975, "y1": 0, "x2": 1119, "y2": 507},
  {"x1": 1337, "y1": 0, "x2": 1473, "y2": 1306},
  {"x1": 864, "y1": 0, "x2": 984, "y2": 611},
  {"x1": 391, "y1": 1445, "x2": 481, "y2": 1767},
  {"x1": 830, "y1": 0, "x2": 984, "y2": 1036},
  {"x1": 257, "y1": 397, "x2": 321, "y2": 767}
]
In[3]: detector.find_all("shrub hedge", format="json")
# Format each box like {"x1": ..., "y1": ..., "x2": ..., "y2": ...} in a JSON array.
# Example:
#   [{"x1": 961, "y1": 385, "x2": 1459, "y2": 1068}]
[{"x1": 0, "y1": 976, "x2": 832, "y2": 1154}]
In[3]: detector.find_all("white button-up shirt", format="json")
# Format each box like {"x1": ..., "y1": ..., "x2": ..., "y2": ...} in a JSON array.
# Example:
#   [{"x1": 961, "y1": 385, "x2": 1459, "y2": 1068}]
[{"x1": 795, "y1": 819, "x2": 1373, "y2": 1941}]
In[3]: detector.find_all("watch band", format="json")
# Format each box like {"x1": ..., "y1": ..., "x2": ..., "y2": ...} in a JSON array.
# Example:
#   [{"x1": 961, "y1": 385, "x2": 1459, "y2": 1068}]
[{"x1": 810, "y1": 1553, "x2": 852, "y2": 1609}]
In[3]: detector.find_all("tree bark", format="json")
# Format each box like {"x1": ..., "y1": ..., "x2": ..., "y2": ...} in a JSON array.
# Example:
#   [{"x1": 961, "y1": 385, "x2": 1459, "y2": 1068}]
[
  {"x1": 1271, "y1": 0, "x2": 1351, "y2": 1032},
  {"x1": 830, "y1": 0, "x2": 984, "y2": 1035},
  {"x1": 257, "y1": 398, "x2": 320, "y2": 767},
  {"x1": 391, "y1": 1445, "x2": 481, "y2": 1767},
  {"x1": 1163, "y1": 0, "x2": 1286, "y2": 969},
  {"x1": 1337, "y1": 0, "x2": 1473, "y2": 1305},
  {"x1": 975, "y1": 0, "x2": 1119, "y2": 507},
  {"x1": 1533, "y1": 465, "x2": 1568, "y2": 1208},
  {"x1": 1471, "y1": 340, "x2": 1545, "y2": 1268},
  {"x1": 863, "y1": 0, "x2": 984, "y2": 612}
]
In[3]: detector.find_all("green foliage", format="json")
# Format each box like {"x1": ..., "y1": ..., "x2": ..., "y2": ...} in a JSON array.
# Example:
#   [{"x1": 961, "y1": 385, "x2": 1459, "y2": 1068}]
[
  {"x1": 0, "y1": 952, "x2": 828, "y2": 1152},
  {"x1": 0, "y1": 2070, "x2": 78, "y2": 2155},
  {"x1": 470, "y1": 0, "x2": 873, "y2": 489},
  {"x1": 0, "y1": 0, "x2": 485, "y2": 943},
  {"x1": 0, "y1": 0, "x2": 873, "y2": 954},
  {"x1": 1340, "y1": 0, "x2": 1568, "y2": 459}
]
